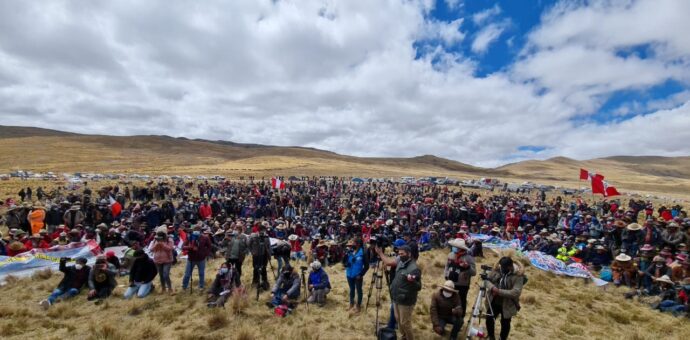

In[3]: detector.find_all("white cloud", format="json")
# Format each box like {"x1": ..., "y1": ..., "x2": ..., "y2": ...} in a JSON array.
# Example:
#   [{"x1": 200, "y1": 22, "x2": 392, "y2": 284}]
[
  {"x1": 0, "y1": 0, "x2": 688, "y2": 168},
  {"x1": 472, "y1": 4, "x2": 501, "y2": 25},
  {"x1": 471, "y1": 23, "x2": 505, "y2": 54}
]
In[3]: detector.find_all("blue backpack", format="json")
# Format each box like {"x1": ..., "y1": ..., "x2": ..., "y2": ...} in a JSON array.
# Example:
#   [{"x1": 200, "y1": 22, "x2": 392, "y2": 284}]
[{"x1": 600, "y1": 266, "x2": 612, "y2": 282}]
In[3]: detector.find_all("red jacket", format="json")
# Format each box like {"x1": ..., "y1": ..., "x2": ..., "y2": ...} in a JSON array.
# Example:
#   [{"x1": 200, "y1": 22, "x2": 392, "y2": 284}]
[{"x1": 198, "y1": 205, "x2": 212, "y2": 220}]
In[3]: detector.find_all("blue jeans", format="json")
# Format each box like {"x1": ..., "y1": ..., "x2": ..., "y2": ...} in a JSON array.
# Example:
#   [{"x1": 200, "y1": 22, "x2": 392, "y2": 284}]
[
  {"x1": 387, "y1": 303, "x2": 397, "y2": 329},
  {"x1": 659, "y1": 300, "x2": 687, "y2": 313},
  {"x1": 124, "y1": 281, "x2": 153, "y2": 299},
  {"x1": 182, "y1": 260, "x2": 206, "y2": 289},
  {"x1": 276, "y1": 256, "x2": 289, "y2": 274},
  {"x1": 347, "y1": 276, "x2": 363, "y2": 306},
  {"x1": 48, "y1": 288, "x2": 79, "y2": 304},
  {"x1": 271, "y1": 288, "x2": 299, "y2": 306},
  {"x1": 156, "y1": 263, "x2": 172, "y2": 289}
]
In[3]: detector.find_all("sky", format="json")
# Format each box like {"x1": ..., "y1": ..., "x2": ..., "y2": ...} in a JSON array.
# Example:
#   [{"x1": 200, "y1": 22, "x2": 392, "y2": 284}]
[{"x1": 0, "y1": 0, "x2": 689, "y2": 167}]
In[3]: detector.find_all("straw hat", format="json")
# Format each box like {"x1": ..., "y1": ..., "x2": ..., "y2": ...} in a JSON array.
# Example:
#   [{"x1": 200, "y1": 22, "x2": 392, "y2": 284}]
[
  {"x1": 441, "y1": 280, "x2": 458, "y2": 293},
  {"x1": 640, "y1": 244, "x2": 654, "y2": 252},
  {"x1": 288, "y1": 234, "x2": 298, "y2": 241},
  {"x1": 491, "y1": 227, "x2": 501, "y2": 233},
  {"x1": 654, "y1": 275, "x2": 674, "y2": 285},
  {"x1": 613, "y1": 220, "x2": 626, "y2": 228},
  {"x1": 626, "y1": 223, "x2": 642, "y2": 231},
  {"x1": 595, "y1": 245, "x2": 605, "y2": 251},
  {"x1": 448, "y1": 238, "x2": 469, "y2": 251},
  {"x1": 652, "y1": 256, "x2": 665, "y2": 263},
  {"x1": 615, "y1": 254, "x2": 632, "y2": 262},
  {"x1": 276, "y1": 224, "x2": 287, "y2": 230}
]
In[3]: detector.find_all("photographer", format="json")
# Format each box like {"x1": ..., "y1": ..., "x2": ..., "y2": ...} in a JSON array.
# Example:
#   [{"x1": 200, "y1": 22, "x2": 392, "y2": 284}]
[
  {"x1": 181, "y1": 224, "x2": 212, "y2": 291},
  {"x1": 484, "y1": 257, "x2": 524, "y2": 340},
  {"x1": 376, "y1": 244, "x2": 422, "y2": 340},
  {"x1": 40, "y1": 257, "x2": 90, "y2": 309},
  {"x1": 430, "y1": 280, "x2": 463, "y2": 340},
  {"x1": 268, "y1": 265, "x2": 301, "y2": 307},
  {"x1": 87, "y1": 255, "x2": 118, "y2": 302},
  {"x1": 307, "y1": 260, "x2": 331, "y2": 307},
  {"x1": 343, "y1": 238, "x2": 369, "y2": 314},
  {"x1": 249, "y1": 226, "x2": 271, "y2": 290},
  {"x1": 445, "y1": 238, "x2": 476, "y2": 319}
]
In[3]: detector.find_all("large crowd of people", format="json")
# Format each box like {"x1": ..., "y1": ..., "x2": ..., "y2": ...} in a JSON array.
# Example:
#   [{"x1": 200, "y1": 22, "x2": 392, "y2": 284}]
[{"x1": 1, "y1": 178, "x2": 689, "y2": 339}]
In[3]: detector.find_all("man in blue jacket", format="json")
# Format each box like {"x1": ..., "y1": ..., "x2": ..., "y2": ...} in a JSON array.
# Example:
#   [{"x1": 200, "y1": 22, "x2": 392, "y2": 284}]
[{"x1": 307, "y1": 260, "x2": 331, "y2": 307}]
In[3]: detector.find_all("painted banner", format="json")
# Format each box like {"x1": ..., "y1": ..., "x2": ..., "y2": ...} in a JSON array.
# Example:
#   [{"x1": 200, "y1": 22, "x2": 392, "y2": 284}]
[
  {"x1": 526, "y1": 250, "x2": 593, "y2": 279},
  {"x1": 0, "y1": 240, "x2": 101, "y2": 282},
  {"x1": 470, "y1": 234, "x2": 521, "y2": 250}
]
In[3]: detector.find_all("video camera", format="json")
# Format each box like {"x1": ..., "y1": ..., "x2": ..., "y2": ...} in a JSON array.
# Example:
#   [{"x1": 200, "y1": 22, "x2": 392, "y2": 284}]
[
  {"x1": 479, "y1": 264, "x2": 492, "y2": 280},
  {"x1": 369, "y1": 234, "x2": 391, "y2": 249}
]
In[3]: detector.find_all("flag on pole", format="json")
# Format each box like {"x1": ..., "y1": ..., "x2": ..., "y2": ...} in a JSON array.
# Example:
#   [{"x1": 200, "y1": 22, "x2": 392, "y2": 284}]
[
  {"x1": 580, "y1": 168, "x2": 604, "y2": 181},
  {"x1": 591, "y1": 176, "x2": 606, "y2": 195},
  {"x1": 271, "y1": 177, "x2": 285, "y2": 190},
  {"x1": 603, "y1": 182, "x2": 621, "y2": 197}
]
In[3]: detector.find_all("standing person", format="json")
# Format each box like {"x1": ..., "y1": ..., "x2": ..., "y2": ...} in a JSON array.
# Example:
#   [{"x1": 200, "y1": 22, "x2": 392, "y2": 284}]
[
  {"x1": 181, "y1": 225, "x2": 212, "y2": 291},
  {"x1": 376, "y1": 245, "x2": 422, "y2": 340},
  {"x1": 484, "y1": 257, "x2": 525, "y2": 340},
  {"x1": 249, "y1": 226, "x2": 271, "y2": 290},
  {"x1": 445, "y1": 238, "x2": 476, "y2": 319},
  {"x1": 124, "y1": 249, "x2": 157, "y2": 299},
  {"x1": 430, "y1": 280, "x2": 463, "y2": 340},
  {"x1": 343, "y1": 238, "x2": 369, "y2": 314},
  {"x1": 28, "y1": 202, "x2": 46, "y2": 235},
  {"x1": 224, "y1": 230, "x2": 248, "y2": 283},
  {"x1": 40, "y1": 257, "x2": 90, "y2": 309},
  {"x1": 150, "y1": 229, "x2": 175, "y2": 295}
]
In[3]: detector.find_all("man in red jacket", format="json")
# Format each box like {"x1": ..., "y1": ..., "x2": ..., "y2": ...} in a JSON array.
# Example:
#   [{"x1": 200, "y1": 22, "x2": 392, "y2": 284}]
[
  {"x1": 198, "y1": 201, "x2": 212, "y2": 221},
  {"x1": 182, "y1": 224, "x2": 212, "y2": 291}
]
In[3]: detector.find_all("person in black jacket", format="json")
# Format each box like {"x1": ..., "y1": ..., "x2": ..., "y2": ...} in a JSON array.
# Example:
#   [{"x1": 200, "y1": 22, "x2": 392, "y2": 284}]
[
  {"x1": 123, "y1": 249, "x2": 157, "y2": 299},
  {"x1": 40, "y1": 257, "x2": 91, "y2": 309},
  {"x1": 88, "y1": 256, "x2": 118, "y2": 301}
]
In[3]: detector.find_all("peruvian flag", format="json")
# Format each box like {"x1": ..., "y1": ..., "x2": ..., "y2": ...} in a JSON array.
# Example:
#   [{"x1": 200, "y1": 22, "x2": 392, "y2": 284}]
[
  {"x1": 271, "y1": 177, "x2": 285, "y2": 190},
  {"x1": 591, "y1": 177, "x2": 621, "y2": 197},
  {"x1": 109, "y1": 196, "x2": 122, "y2": 218},
  {"x1": 580, "y1": 168, "x2": 604, "y2": 182},
  {"x1": 603, "y1": 181, "x2": 621, "y2": 197}
]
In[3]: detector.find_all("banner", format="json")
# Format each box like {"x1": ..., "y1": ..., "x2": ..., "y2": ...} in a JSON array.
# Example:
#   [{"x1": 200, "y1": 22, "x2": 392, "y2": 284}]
[
  {"x1": 0, "y1": 240, "x2": 101, "y2": 282},
  {"x1": 470, "y1": 234, "x2": 521, "y2": 250},
  {"x1": 526, "y1": 250, "x2": 594, "y2": 279}
]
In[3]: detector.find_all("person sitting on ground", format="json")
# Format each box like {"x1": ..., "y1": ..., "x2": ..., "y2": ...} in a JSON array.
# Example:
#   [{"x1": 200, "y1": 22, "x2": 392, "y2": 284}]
[
  {"x1": 611, "y1": 253, "x2": 637, "y2": 287},
  {"x1": 307, "y1": 260, "x2": 331, "y2": 307},
  {"x1": 640, "y1": 256, "x2": 670, "y2": 294},
  {"x1": 40, "y1": 257, "x2": 90, "y2": 309},
  {"x1": 207, "y1": 262, "x2": 239, "y2": 308},
  {"x1": 587, "y1": 245, "x2": 612, "y2": 272},
  {"x1": 88, "y1": 255, "x2": 118, "y2": 302},
  {"x1": 430, "y1": 280, "x2": 463, "y2": 340},
  {"x1": 268, "y1": 264, "x2": 301, "y2": 308},
  {"x1": 124, "y1": 249, "x2": 158, "y2": 299},
  {"x1": 653, "y1": 275, "x2": 686, "y2": 315}
]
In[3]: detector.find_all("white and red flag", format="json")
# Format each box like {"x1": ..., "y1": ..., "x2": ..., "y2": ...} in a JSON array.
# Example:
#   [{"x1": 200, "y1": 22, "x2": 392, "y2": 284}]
[{"x1": 271, "y1": 177, "x2": 285, "y2": 190}]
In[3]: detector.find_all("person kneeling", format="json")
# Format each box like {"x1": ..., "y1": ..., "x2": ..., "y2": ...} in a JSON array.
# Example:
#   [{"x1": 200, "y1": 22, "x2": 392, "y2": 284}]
[
  {"x1": 207, "y1": 262, "x2": 240, "y2": 308},
  {"x1": 430, "y1": 280, "x2": 463, "y2": 340},
  {"x1": 40, "y1": 257, "x2": 90, "y2": 310},
  {"x1": 268, "y1": 265, "x2": 300, "y2": 308},
  {"x1": 88, "y1": 255, "x2": 118, "y2": 302},
  {"x1": 307, "y1": 261, "x2": 331, "y2": 307},
  {"x1": 124, "y1": 249, "x2": 158, "y2": 299}
]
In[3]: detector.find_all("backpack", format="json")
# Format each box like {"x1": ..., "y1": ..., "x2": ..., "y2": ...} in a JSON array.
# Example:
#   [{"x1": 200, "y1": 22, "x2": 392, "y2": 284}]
[{"x1": 377, "y1": 327, "x2": 397, "y2": 340}]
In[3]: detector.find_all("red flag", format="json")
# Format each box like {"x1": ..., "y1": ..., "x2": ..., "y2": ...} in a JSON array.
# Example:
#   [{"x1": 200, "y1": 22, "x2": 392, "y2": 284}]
[
  {"x1": 591, "y1": 176, "x2": 606, "y2": 195},
  {"x1": 109, "y1": 196, "x2": 122, "y2": 217},
  {"x1": 604, "y1": 181, "x2": 620, "y2": 197},
  {"x1": 579, "y1": 169, "x2": 589, "y2": 180}
]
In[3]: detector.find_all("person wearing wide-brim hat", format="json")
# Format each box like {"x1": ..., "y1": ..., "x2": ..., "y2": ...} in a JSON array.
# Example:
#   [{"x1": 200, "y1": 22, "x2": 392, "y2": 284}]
[
  {"x1": 445, "y1": 238, "x2": 475, "y2": 321},
  {"x1": 640, "y1": 255, "x2": 671, "y2": 292},
  {"x1": 661, "y1": 222, "x2": 684, "y2": 252},
  {"x1": 611, "y1": 253, "x2": 636, "y2": 287},
  {"x1": 430, "y1": 280, "x2": 462, "y2": 339}
]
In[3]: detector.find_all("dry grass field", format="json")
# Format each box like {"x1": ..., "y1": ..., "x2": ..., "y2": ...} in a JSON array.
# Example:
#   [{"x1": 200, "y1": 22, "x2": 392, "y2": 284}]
[{"x1": 1, "y1": 248, "x2": 688, "y2": 340}]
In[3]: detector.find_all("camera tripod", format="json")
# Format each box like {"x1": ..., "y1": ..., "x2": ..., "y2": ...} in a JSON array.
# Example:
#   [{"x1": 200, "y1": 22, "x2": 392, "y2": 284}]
[
  {"x1": 300, "y1": 266, "x2": 309, "y2": 311},
  {"x1": 465, "y1": 269, "x2": 495, "y2": 339},
  {"x1": 366, "y1": 260, "x2": 390, "y2": 311},
  {"x1": 373, "y1": 270, "x2": 384, "y2": 336}
]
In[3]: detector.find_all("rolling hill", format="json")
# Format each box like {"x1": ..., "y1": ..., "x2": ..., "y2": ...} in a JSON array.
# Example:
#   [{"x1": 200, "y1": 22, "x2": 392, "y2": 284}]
[{"x1": 0, "y1": 125, "x2": 688, "y2": 199}]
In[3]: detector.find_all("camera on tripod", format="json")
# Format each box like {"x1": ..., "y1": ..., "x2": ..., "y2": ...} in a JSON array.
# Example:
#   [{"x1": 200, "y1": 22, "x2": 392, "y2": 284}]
[{"x1": 479, "y1": 265, "x2": 492, "y2": 280}]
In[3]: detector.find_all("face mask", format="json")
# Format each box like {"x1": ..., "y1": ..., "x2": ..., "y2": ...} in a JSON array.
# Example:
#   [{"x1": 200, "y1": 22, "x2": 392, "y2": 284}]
[
  {"x1": 219, "y1": 268, "x2": 228, "y2": 275},
  {"x1": 442, "y1": 291, "x2": 453, "y2": 298},
  {"x1": 656, "y1": 264, "x2": 663, "y2": 268},
  {"x1": 75, "y1": 264, "x2": 83, "y2": 270},
  {"x1": 399, "y1": 255, "x2": 410, "y2": 263},
  {"x1": 451, "y1": 247, "x2": 458, "y2": 254},
  {"x1": 500, "y1": 265, "x2": 511, "y2": 275},
  {"x1": 193, "y1": 231, "x2": 201, "y2": 236}
]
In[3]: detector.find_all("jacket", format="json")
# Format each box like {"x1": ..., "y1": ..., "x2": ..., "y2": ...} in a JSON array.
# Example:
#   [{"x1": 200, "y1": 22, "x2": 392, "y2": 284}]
[
  {"x1": 88, "y1": 266, "x2": 118, "y2": 291},
  {"x1": 150, "y1": 238, "x2": 174, "y2": 264},
  {"x1": 390, "y1": 258, "x2": 422, "y2": 306},
  {"x1": 308, "y1": 268, "x2": 331, "y2": 290},
  {"x1": 444, "y1": 252, "x2": 476, "y2": 287},
  {"x1": 248, "y1": 234, "x2": 271, "y2": 259},
  {"x1": 273, "y1": 272, "x2": 301, "y2": 297},
  {"x1": 224, "y1": 234, "x2": 248, "y2": 260},
  {"x1": 129, "y1": 255, "x2": 158, "y2": 283},
  {"x1": 57, "y1": 258, "x2": 91, "y2": 291},
  {"x1": 485, "y1": 262, "x2": 524, "y2": 319},
  {"x1": 430, "y1": 289, "x2": 462, "y2": 327},
  {"x1": 184, "y1": 235, "x2": 212, "y2": 262},
  {"x1": 345, "y1": 247, "x2": 369, "y2": 279}
]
